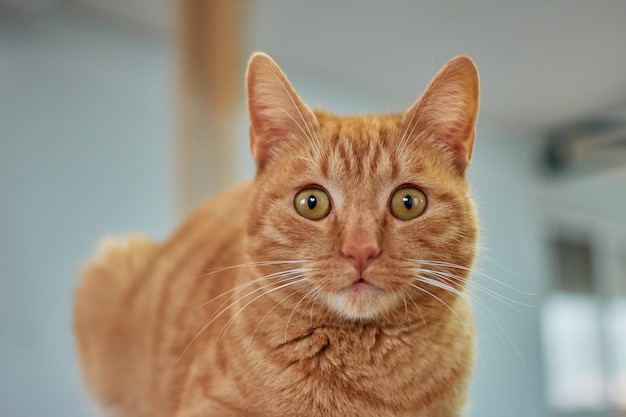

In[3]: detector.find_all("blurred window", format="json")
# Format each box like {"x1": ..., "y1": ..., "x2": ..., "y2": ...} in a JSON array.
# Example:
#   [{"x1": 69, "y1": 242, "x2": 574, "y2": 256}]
[
  {"x1": 606, "y1": 298, "x2": 626, "y2": 409},
  {"x1": 551, "y1": 236, "x2": 594, "y2": 293},
  {"x1": 542, "y1": 235, "x2": 626, "y2": 413}
]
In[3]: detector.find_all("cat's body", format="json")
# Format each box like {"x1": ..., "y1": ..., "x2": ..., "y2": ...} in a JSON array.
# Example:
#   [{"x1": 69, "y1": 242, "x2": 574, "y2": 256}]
[{"x1": 75, "y1": 54, "x2": 480, "y2": 417}]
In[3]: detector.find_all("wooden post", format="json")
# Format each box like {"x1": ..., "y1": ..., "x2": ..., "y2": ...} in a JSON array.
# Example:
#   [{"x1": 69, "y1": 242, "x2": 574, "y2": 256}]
[{"x1": 176, "y1": 0, "x2": 246, "y2": 215}]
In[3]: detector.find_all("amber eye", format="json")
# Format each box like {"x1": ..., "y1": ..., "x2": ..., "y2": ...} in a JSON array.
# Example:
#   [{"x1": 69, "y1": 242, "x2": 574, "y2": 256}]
[
  {"x1": 294, "y1": 188, "x2": 331, "y2": 220},
  {"x1": 390, "y1": 186, "x2": 427, "y2": 220}
]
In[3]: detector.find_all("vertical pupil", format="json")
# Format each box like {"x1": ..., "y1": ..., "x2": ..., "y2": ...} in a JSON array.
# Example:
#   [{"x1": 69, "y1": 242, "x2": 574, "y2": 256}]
[
  {"x1": 307, "y1": 195, "x2": 317, "y2": 210},
  {"x1": 402, "y1": 195, "x2": 413, "y2": 210}
]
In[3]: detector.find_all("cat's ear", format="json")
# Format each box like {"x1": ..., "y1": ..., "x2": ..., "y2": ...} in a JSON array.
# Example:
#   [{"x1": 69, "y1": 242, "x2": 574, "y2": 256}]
[
  {"x1": 402, "y1": 56, "x2": 479, "y2": 175},
  {"x1": 246, "y1": 52, "x2": 318, "y2": 171}
]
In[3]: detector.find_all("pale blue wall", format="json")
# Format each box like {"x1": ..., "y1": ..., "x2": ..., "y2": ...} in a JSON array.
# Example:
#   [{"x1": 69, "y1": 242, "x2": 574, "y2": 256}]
[
  {"x1": 467, "y1": 132, "x2": 548, "y2": 417},
  {"x1": 0, "y1": 12, "x2": 174, "y2": 417}
]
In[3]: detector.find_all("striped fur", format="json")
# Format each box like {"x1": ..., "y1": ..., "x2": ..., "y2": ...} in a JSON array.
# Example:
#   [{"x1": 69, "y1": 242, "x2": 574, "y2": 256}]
[{"x1": 74, "y1": 53, "x2": 480, "y2": 417}]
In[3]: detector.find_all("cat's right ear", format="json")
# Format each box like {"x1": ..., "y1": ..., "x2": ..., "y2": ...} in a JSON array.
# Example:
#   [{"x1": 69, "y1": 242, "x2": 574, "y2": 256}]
[{"x1": 246, "y1": 52, "x2": 318, "y2": 171}]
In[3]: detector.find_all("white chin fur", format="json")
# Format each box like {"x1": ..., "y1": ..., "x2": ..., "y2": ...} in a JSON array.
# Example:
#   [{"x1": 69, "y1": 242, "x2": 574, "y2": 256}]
[{"x1": 324, "y1": 291, "x2": 397, "y2": 321}]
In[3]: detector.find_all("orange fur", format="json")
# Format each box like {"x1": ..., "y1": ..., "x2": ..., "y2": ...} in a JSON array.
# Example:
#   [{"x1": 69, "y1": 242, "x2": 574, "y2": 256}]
[{"x1": 74, "y1": 53, "x2": 480, "y2": 417}]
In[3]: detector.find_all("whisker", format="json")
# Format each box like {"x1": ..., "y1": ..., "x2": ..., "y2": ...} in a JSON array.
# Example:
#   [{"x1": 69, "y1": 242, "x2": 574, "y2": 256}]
[
  {"x1": 284, "y1": 286, "x2": 320, "y2": 349},
  {"x1": 409, "y1": 282, "x2": 473, "y2": 337},
  {"x1": 177, "y1": 273, "x2": 308, "y2": 363},
  {"x1": 193, "y1": 268, "x2": 312, "y2": 311},
  {"x1": 193, "y1": 260, "x2": 309, "y2": 280},
  {"x1": 413, "y1": 271, "x2": 527, "y2": 369},
  {"x1": 410, "y1": 259, "x2": 533, "y2": 295},
  {"x1": 413, "y1": 267, "x2": 530, "y2": 310},
  {"x1": 309, "y1": 285, "x2": 326, "y2": 330},
  {"x1": 400, "y1": 287, "x2": 431, "y2": 340},
  {"x1": 413, "y1": 275, "x2": 464, "y2": 297},
  {"x1": 399, "y1": 290, "x2": 409, "y2": 322},
  {"x1": 198, "y1": 274, "x2": 303, "y2": 335},
  {"x1": 417, "y1": 270, "x2": 512, "y2": 326},
  {"x1": 204, "y1": 273, "x2": 305, "y2": 330},
  {"x1": 409, "y1": 277, "x2": 472, "y2": 335},
  {"x1": 246, "y1": 289, "x2": 302, "y2": 351},
  {"x1": 216, "y1": 277, "x2": 309, "y2": 342},
  {"x1": 481, "y1": 253, "x2": 525, "y2": 281},
  {"x1": 410, "y1": 280, "x2": 481, "y2": 360}
]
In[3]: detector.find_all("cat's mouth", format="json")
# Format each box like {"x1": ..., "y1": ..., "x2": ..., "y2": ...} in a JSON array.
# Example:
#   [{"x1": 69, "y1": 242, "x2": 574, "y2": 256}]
[
  {"x1": 341, "y1": 278, "x2": 383, "y2": 294},
  {"x1": 324, "y1": 277, "x2": 394, "y2": 321}
]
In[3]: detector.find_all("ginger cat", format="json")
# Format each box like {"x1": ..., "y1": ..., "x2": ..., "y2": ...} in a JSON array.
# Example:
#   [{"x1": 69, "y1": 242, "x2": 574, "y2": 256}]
[{"x1": 74, "y1": 52, "x2": 480, "y2": 417}]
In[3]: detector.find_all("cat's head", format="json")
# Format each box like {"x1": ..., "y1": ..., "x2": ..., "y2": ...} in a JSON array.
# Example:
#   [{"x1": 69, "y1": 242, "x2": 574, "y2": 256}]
[{"x1": 244, "y1": 53, "x2": 479, "y2": 323}]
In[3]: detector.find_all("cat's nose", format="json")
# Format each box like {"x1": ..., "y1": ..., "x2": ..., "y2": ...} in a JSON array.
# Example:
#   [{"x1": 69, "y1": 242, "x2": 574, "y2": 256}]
[{"x1": 341, "y1": 242, "x2": 381, "y2": 274}]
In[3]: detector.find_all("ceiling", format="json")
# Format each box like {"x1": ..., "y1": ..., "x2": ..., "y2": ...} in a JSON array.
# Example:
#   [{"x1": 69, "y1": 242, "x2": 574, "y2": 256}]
[
  {"x1": 248, "y1": 0, "x2": 626, "y2": 136},
  {"x1": 6, "y1": 0, "x2": 626, "y2": 137}
]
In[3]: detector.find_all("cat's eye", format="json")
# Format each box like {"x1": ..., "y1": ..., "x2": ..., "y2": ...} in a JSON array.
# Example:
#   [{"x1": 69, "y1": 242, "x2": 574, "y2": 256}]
[
  {"x1": 294, "y1": 188, "x2": 331, "y2": 220},
  {"x1": 389, "y1": 186, "x2": 427, "y2": 220}
]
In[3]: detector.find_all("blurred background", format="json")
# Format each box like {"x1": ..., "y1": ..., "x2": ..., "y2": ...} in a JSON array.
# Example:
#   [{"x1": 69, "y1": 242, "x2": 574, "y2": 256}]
[{"x1": 1, "y1": 1, "x2": 625, "y2": 416}]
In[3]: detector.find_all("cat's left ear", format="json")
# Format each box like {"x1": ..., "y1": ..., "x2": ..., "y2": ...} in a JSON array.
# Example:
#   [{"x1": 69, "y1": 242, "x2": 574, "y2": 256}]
[
  {"x1": 402, "y1": 56, "x2": 479, "y2": 175},
  {"x1": 246, "y1": 52, "x2": 318, "y2": 171}
]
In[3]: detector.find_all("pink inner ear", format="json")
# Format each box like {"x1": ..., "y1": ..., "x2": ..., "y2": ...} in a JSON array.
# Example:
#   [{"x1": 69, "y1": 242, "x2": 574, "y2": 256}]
[
  {"x1": 436, "y1": 121, "x2": 475, "y2": 173},
  {"x1": 447, "y1": 136, "x2": 470, "y2": 167},
  {"x1": 253, "y1": 110, "x2": 288, "y2": 140},
  {"x1": 402, "y1": 57, "x2": 479, "y2": 175},
  {"x1": 246, "y1": 53, "x2": 318, "y2": 170},
  {"x1": 249, "y1": 105, "x2": 301, "y2": 169},
  {"x1": 252, "y1": 126, "x2": 289, "y2": 165},
  {"x1": 404, "y1": 104, "x2": 475, "y2": 174}
]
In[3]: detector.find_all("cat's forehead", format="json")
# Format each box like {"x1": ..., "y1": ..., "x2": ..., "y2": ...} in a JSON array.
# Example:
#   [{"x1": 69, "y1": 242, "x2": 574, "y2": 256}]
[
  {"x1": 311, "y1": 113, "x2": 437, "y2": 188},
  {"x1": 315, "y1": 112, "x2": 402, "y2": 140}
]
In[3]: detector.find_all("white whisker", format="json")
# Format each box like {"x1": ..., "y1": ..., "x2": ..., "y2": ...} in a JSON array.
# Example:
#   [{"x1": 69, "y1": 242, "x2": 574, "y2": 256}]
[
  {"x1": 410, "y1": 279, "x2": 482, "y2": 360},
  {"x1": 246, "y1": 290, "x2": 302, "y2": 351},
  {"x1": 309, "y1": 285, "x2": 326, "y2": 330},
  {"x1": 413, "y1": 267, "x2": 530, "y2": 311},
  {"x1": 193, "y1": 268, "x2": 312, "y2": 311},
  {"x1": 411, "y1": 259, "x2": 533, "y2": 295},
  {"x1": 177, "y1": 268, "x2": 311, "y2": 363},
  {"x1": 409, "y1": 282, "x2": 473, "y2": 338},
  {"x1": 193, "y1": 260, "x2": 309, "y2": 280},
  {"x1": 412, "y1": 267, "x2": 527, "y2": 368},
  {"x1": 217, "y1": 277, "x2": 309, "y2": 342},
  {"x1": 399, "y1": 290, "x2": 409, "y2": 322},
  {"x1": 284, "y1": 286, "x2": 320, "y2": 349}
]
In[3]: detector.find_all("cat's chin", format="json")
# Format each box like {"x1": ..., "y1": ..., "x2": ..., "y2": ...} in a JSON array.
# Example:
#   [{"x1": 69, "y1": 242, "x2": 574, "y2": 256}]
[{"x1": 324, "y1": 282, "x2": 397, "y2": 321}]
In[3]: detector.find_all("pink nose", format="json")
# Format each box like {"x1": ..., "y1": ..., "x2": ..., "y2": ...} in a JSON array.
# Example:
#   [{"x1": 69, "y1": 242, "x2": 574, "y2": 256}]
[{"x1": 341, "y1": 242, "x2": 381, "y2": 274}]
